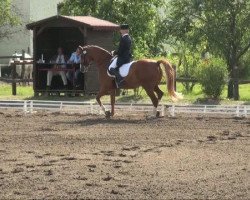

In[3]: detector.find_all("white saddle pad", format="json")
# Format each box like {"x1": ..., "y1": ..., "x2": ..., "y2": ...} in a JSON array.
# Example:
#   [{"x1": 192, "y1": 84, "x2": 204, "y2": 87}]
[{"x1": 108, "y1": 61, "x2": 135, "y2": 77}]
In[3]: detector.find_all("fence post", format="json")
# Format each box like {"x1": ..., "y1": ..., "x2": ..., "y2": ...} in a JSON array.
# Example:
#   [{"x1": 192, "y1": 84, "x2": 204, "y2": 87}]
[
  {"x1": 90, "y1": 102, "x2": 93, "y2": 114},
  {"x1": 244, "y1": 106, "x2": 247, "y2": 118},
  {"x1": 12, "y1": 62, "x2": 16, "y2": 95},
  {"x1": 60, "y1": 101, "x2": 63, "y2": 111},
  {"x1": 129, "y1": 103, "x2": 133, "y2": 113},
  {"x1": 30, "y1": 101, "x2": 33, "y2": 113},
  {"x1": 204, "y1": 105, "x2": 207, "y2": 113},
  {"x1": 171, "y1": 105, "x2": 175, "y2": 117},
  {"x1": 236, "y1": 105, "x2": 240, "y2": 117},
  {"x1": 23, "y1": 101, "x2": 27, "y2": 113},
  {"x1": 161, "y1": 104, "x2": 165, "y2": 116}
]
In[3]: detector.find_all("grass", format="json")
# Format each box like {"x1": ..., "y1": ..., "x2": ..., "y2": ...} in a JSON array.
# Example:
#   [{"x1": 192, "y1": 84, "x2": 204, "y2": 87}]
[
  {"x1": 0, "y1": 82, "x2": 249, "y2": 104},
  {"x1": 0, "y1": 84, "x2": 34, "y2": 100}
]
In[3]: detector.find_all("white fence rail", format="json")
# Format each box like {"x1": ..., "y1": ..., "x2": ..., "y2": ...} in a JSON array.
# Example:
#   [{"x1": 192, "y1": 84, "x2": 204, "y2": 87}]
[
  {"x1": 0, "y1": 100, "x2": 249, "y2": 117},
  {"x1": 168, "y1": 104, "x2": 249, "y2": 117}
]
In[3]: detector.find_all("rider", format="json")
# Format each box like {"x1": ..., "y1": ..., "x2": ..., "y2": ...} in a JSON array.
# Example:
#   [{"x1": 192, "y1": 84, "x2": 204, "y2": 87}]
[{"x1": 109, "y1": 24, "x2": 132, "y2": 88}]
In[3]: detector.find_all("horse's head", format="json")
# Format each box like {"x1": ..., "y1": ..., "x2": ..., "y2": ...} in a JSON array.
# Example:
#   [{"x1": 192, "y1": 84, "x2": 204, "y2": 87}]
[
  {"x1": 80, "y1": 46, "x2": 94, "y2": 73},
  {"x1": 80, "y1": 45, "x2": 112, "y2": 72}
]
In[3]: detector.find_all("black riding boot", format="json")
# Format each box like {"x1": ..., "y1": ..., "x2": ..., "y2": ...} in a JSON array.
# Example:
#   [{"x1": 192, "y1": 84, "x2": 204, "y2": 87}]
[{"x1": 110, "y1": 68, "x2": 124, "y2": 88}]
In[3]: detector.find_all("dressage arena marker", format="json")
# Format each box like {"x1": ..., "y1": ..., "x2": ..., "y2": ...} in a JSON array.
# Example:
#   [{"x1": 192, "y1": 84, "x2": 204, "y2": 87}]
[{"x1": 0, "y1": 100, "x2": 249, "y2": 117}]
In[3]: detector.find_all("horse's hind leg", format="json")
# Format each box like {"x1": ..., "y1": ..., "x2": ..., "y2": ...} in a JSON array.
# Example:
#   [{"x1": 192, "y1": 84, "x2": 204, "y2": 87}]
[
  {"x1": 110, "y1": 89, "x2": 116, "y2": 117},
  {"x1": 154, "y1": 85, "x2": 164, "y2": 102},
  {"x1": 145, "y1": 88, "x2": 160, "y2": 117}
]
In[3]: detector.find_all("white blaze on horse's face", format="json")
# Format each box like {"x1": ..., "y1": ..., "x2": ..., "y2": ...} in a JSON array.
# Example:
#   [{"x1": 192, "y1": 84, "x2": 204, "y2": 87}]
[{"x1": 82, "y1": 50, "x2": 87, "y2": 66}]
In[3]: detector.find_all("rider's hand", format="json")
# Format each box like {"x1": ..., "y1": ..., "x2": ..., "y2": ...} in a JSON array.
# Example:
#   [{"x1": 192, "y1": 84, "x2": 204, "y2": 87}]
[{"x1": 111, "y1": 50, "x2": 117, "y2": 56}]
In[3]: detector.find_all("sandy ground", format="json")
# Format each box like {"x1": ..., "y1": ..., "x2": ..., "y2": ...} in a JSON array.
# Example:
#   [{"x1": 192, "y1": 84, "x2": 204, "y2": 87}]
[{"x1": 0, "y1": 110, "x2": 249, "y2": 199}]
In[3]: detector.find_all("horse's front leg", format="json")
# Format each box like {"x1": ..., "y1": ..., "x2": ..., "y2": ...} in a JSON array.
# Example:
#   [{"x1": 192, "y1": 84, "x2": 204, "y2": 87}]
[
  {"x1": 110, "y1": 90, "x2": 116, "y2": 116},
  {"x1": 96, "y1": 90, "x2": 111, "y2": 118}
]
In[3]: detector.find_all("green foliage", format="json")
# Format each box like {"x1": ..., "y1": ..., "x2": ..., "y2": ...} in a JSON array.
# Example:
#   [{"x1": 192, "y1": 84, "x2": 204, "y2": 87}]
[
  {"x1": 172, "y1": 44, "x2": 202, "y2": 93},
  {"x1": 59, "y1": 0, "x2": 166, "y2": 59},
  {"x1": 163, "y1": 0, "x2": 250, "y2": 98},
  {"x1": 197, "y1": 58, "x2": 228, "y2": 99},
  {"x1": 0, "y1": 0, "x2": 20, "y2": 40},
  {"x1": 239, "y1": 51, "x2": 250, "y2": 79},
  {"x1": 164, "y1": 0, "x2": 250, "y2": 59},
  {"x1": 0, "y1": 84, "x2": 33, "y2": 98}
]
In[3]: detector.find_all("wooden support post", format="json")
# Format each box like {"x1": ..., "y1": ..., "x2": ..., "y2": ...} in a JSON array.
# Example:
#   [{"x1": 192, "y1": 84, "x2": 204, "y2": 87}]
[
  {"x1": 33, "y1": 27, "x2": 37, "y2": 94},
  {"x1": 21, "y1": 50, "x2": 25, "y2": 83},
  {"x1": 12, "y1": 62, "x2": 16, "y2": 95}
]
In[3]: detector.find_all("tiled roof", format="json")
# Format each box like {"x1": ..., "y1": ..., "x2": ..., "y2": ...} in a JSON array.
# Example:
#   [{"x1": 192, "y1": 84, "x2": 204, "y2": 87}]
[
  {"x1": 63, "y1": 16, "x2": 119, "y2": 30},
  {"x1": 26, "y1": 15, "x2": 119, "y2": 31}
]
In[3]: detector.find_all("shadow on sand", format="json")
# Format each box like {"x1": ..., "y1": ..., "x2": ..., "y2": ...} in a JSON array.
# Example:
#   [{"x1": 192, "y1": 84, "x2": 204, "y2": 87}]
[{"x1": 54, "y1": 115, "x2": 152, "y2": 127}]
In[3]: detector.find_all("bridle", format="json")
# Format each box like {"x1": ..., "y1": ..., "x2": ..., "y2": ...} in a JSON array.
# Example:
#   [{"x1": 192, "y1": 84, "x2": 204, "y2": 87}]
[{"x1": 80, "y1": 50, "x2": 92, "y2": 73}]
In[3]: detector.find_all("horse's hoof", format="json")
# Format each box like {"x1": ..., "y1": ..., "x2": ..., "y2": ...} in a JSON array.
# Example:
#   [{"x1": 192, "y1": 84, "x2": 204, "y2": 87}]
[
  {"x1": 105, "y1": 111, "x2": 111, "y2": 119},
  {"x1": 156, "y1": 111, "x2": 160, "y2": 118}
]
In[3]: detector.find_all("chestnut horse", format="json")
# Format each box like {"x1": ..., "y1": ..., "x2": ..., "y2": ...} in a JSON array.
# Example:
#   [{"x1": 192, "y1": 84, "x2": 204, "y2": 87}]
[{"x1": 81, "y1": 45, "x2": 182, "y2": 118}]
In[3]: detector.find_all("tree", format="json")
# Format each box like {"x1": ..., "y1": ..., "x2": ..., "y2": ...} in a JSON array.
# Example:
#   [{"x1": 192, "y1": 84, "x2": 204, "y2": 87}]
[
  {"x1": 0, "y1": 0, "x2": 20, "y2": 40},
  {"x1": 239, "y1": 51, "x2": 250, "y2": 79},
  {"x1": 175, "y1": 45, "x2": 201, "y2": 93},
  {"x1": 58, "y1": 0, "x2": 166, "y2": 58},
  {"x1": 163, "y1": 0, "x2": 250, "y2": 100}
]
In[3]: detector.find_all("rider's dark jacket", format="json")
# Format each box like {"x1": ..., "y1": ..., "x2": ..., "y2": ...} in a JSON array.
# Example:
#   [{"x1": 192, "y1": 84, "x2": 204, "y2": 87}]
[{"x1": 116, "y1": 34, "x2": 132, "y2": 68}]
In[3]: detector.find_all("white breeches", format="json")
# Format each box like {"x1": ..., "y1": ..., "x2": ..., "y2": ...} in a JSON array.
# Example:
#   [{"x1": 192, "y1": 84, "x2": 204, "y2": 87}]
[
  {"x1": 108, "y1": 57, "x2": 118, "y2": 69},
  {"x1": 47, "y1": 71, "x2": 67, "y2": 86}
]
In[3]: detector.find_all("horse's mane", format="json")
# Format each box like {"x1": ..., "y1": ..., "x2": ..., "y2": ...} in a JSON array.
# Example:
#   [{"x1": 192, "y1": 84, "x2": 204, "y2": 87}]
[{"x1": 84, "y1": 45, "x2": 111, "y2": 56}]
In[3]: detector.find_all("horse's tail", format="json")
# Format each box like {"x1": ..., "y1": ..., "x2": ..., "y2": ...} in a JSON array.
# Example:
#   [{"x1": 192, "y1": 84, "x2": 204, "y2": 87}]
[{"x1": 157, "y1": 60, "x2": 183, "y2": 101}]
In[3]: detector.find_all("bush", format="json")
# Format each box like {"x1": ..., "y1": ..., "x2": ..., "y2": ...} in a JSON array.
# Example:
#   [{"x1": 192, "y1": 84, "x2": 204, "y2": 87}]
[{"x1": 197, "y1": 58, "x2": 228, "y2": 99}]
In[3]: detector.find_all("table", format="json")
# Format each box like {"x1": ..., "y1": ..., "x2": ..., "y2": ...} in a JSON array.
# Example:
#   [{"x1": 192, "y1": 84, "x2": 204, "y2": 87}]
[{"x1": 37, "y1": 63, "x2": 80, "y2": 89}]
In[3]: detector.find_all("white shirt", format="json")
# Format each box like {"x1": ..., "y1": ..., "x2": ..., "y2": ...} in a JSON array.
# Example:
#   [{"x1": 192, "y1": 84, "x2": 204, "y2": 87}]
[{"x1": 56, "y1": 55, "x2": 66, "y2": 68}]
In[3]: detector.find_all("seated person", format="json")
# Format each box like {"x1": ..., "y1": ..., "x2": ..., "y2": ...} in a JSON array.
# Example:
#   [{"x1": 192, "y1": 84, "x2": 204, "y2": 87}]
[
  {"x1": 66, "y1": 46, "x2": 83, "y2": 88},
  {"x1": 47, "y1": 47, "x2": 68, "y2": 89}
]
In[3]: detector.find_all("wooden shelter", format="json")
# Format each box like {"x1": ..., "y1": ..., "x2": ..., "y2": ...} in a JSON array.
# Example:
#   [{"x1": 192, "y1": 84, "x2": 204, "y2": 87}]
[{"x1": 26, "y1": 15, "x2": 119, "y2": 96}]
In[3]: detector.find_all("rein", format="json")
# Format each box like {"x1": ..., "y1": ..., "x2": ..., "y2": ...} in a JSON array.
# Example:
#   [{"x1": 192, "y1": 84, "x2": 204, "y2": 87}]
[
  {"x1": 80, "y1": 51, "x2": 92, "y2": 73},
  {"x1": 80, "y1": 46, "x2": 113, "y2": 73}
]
